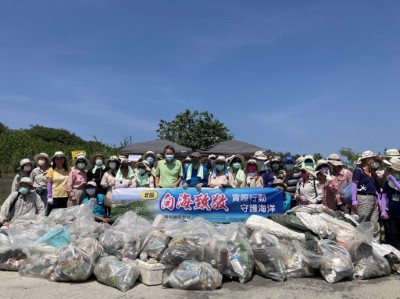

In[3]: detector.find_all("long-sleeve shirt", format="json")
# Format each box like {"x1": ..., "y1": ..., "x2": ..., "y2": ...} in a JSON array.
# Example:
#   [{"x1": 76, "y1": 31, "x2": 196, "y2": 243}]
[
  {"x1": 296, "y1": 179, "x2": 323, "y2": 205},
  {"x1": 0, "y1": 191, "x2": 45, "y2": 223},
  {"x1": 334, "y1": 168, "x2": 352, "y2": 205},
  {"x1": 30, "y1": 167, "x2": 49, "y2": 189},
  {"x1": 101, "y1": 170, "x2": 116, "y2": 199},
  {"x1": 319, "y1": 177, "x2": 339, "y2": 211},
  {"x1": 11, "y1": 172, "x2": 29, "y2": 193},
  {"x1": 67, "y1": 167, "x2": 87, "y2": 194}
]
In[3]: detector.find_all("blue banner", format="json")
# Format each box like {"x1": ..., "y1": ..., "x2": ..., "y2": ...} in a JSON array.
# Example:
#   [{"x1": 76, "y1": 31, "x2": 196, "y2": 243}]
[{"x1": 112, "y1": 187, "x2": 284, "y2": 223}]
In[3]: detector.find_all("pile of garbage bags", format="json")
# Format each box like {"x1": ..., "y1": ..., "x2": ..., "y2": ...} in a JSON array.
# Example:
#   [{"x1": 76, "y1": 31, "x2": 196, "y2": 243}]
[{"x1": 1, "y1": 202, "x2": 400, "y2": 292}]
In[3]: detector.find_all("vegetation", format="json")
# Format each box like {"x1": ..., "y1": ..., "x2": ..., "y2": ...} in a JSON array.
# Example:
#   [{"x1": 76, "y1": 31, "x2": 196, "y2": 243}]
[{"x1": 157, "y1": 109, "x2": 234, "y2": 150}]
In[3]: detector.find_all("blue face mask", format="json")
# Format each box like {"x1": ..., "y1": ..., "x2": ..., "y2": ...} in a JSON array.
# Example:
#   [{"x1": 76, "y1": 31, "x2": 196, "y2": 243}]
[
  {"x1": 95, "y1": 159, "x2": 103, "y2": 166},
  {"x1": 19, "y1": 187, "x2": 29, "y2": 195},
  {"x1": 304, "y1": 162, "x2": 314, "y2": 168},
  {"x1": 285, "y1": 164, "x2": 294, "y2": 171},
  {"x1": 165, "y1": 154, "x2": 174, "y2": 162},
  {"x1": 216, "y1": 164, "x2": 225, "y2": 171},
  {"x1": 232, "y1": 162, "x2": 241, "y2": 170},
  {"x1": 77, "y1": 162, "x2": 86, "y2": 169},
  {"x1": 272, "y1": 164, "x2": 280, "y2": 170},
  {"x1": 138, "y1": 168, "x2": 146, "y2": 175},
  {"x1": 146, "y1": 157, "x2": 154, "y2": 165},
  {"x1": 86, "y1": 188, "x2": 96, "y2": 195},
  {"x1": 371, "y1": 162, "x2": 380, "y2": 170}
]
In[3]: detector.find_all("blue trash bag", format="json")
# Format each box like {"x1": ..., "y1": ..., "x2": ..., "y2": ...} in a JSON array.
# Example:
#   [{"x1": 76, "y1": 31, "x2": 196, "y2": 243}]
[
  {"x1": 37, "y1": 227, "x2": 72, "y2": 249},
  {"x1": 340, "y1": 183, "x2": 352, "y2": 205}
]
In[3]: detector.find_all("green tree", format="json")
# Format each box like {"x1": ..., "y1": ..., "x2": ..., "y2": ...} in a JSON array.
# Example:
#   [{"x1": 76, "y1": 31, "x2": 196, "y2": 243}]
[
  {"x1": 157, "y1": 109, "x2": 234, "y2": 150},
  {"x1": 25, "y1": 125, "x2": 85, "y2": 145},
  {"x1": 0, "y1": 122, "x2": 8, "y2": 135},
  {"x1": 339, "y1": 147, "x2": 360, "y2": 169}
]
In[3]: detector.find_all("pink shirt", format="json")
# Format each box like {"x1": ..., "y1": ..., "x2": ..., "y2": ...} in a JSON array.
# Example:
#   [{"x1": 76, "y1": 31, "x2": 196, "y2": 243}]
[{"x1": 67, "y1": 167, "x2": 87, "y2": 193}]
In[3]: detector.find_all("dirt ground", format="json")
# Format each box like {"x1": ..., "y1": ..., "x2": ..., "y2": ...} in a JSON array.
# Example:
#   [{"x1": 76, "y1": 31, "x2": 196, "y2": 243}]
[{"x1": 0, "y1": 172, "x2": 13, "y2": 206}]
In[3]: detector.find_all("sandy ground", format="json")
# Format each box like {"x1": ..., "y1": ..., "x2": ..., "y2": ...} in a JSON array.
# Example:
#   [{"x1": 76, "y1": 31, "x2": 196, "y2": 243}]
[{"x1": 1, "y1": 271, "x2": 400, "y2": 299}]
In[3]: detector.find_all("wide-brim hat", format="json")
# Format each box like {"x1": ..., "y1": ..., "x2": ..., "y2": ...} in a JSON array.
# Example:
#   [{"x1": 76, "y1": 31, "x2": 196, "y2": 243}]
[
  {"x1": 86, "y1": 181, "x2": 97, "y2": 188},
  {"x1": 92, "y1": 153, "x2": 107, "y2": 162},
  {"x1": 19, "y1": 158, "x2": 32, "y2": 167},
  {"x1": 33, "y1": 153, "x2": 50, "y2": 164},
  {"x1": 135, "y1": 160, "x2": 151, "y2": 172},
  {"x1": 190, "y1": 152, "x2": 202, "y2": 159},
  {"x1": 208, "y1": 154, "x2": 216, "y2": 160},
  {"x1": 360, "y1": 150, "x2": 381, "y2": 161},
  {"x1": 19, "y1": 177, "x2": 33, "y2": 186},
  {"x1": 268, "y1": 156, "x2": 282, "y2": 166},
  {"x1": 215, "y1": 155, "x2": 226, "y2": 163},
  {"x1": 301, "y1": 166, "x2": 317, "y2": 178},
  {"x1": 142, "y1": 151, "x2": 158, "y2": 162},
  {"x1": 272, "y1": 179, "x2": 287, "y2": 190},
  {"x1": 315, "y1": 159, "x2": 332, "y2": 171},
  {"x1": 253, "y1": 151, "x2": 268, "y2": 161},
  {"x1": 229, "y1": 154, "x2": 245, "y2": 166},
  {"x1": 384, "y1": 149, "x2": 400, "y2": 159},
  {"x1": 74, "y1": 153, "x2": 90, "y2": 166},
  {"x1": 106, "y1": 155, "x2": 120, "y2": 165},
  {"x1": 51, "y1": 151, "x2": 67, "y2": 160},
  {"x1": 384, "y1": 157, "x2": 400, "y2": 172},
  {"x1": 245, "y1": 159, "x2": 260, "y2": 172},
  {"x1": 327, "y1": 153, "x2": 343, "y2": 166}
]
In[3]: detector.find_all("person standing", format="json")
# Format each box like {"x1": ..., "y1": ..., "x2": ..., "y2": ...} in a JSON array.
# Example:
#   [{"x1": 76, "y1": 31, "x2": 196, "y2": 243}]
[
  {"x1": 11, "y1": 158, "x2": 33, "y2": 192},
  {"x1": 135, "y1": 160, "x2": 155, "y2": 188},
  {"x1": 101, "y1": 155, "x2": 120, "y2": 203},
  {"x1": 155, "y1": 145, "x2": 183, "y2": 188},
  {"x1": 244, "y1": 159, "x2": 264, "y2": 188},
  {"x1": 87, "y1": 153, "x2": 108, "y2": 195},
  {"x1": 47, "y1": 151, "x2": 70, "y2": 211},
  {"x1": 67, "y1": 153, "x2": 89, "y2": 206},
  {"x1": 315, "y1": 159, "x2": 338, "y2": 211},
  {"x1": 30, "y1": 153, "x2": 51, "y2": 206},
  {"x1": 283, "y1": 156, "x2": 301, "y2": 208},
  {"x1": 182, "y1": 152, "x2": 209, "y2": 190},
  {"x1": 209, "y1": 156, "x2": 234, "y2": 188},
  {"x1": 295, "y1": 166, "x2": 322, "y2": 205},
  {"x1": 253, "y1": 151, "x2": 274, "y2": 187},
  {"x1": 229, "y1": 154, "x2": 246, "y2": 188},
  {"x1": 142, "y1": 151, "x2": 158, "y2": 177}
]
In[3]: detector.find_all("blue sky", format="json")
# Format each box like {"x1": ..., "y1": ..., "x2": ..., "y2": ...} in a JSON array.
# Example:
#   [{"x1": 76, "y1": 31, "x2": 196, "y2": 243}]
[{"x1": 1, "y1": 0, "x2": 400, "y2": 156}]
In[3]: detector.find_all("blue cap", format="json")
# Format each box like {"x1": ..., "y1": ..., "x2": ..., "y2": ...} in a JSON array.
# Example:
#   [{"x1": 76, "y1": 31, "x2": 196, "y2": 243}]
[{"x1": 284, "y1": 156, "x2": 294, "y2": 163}]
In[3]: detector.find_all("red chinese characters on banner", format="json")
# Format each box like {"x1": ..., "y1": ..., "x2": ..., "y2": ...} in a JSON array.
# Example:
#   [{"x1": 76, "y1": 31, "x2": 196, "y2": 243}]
[
  {"x1": 160, "y1": 192, "x2": 175, "y2": 211},
  {"x1": 176, "y1": 193, "x2": 194, "y2": 210},
  {"x1": 211, "y1": 194, "x2": 229, "y2": 212},
  {"x1": 193, "y1": 193, "x2": 211, "y2": 211}
]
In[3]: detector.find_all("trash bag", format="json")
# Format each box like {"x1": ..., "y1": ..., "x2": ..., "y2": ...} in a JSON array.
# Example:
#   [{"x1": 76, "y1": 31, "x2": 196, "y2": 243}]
[
  {"x1": 291, "y1": 239, "x2": 326, "y2": 269},
  {"x1": 351, "y1": 243, "x2": 391, "y2": 280},
  {"x1": 163, "y1": 260, "x2": 222, "y2": 290},
  {"x1": 221, "y1": 223, "x2": 254, "y2": 284},
  {"x1": 0, "y1": 248, "x2": 26, "y2": 271},
  {"x1": 164, "y1": 217, "x2": 224, "y2": 240},
  {"x1": 384, "y1": 253, "x2": 400, "y2": 274},
  {"x1": 160, "y1": 237, "x2": 203, "y2": 266},
  {"x1": 268, "y1": 214, "x2": 310, "y2": 232},
  {"x1": 49, "y1": 237, "x2": 103, "y2": 282},
  {"x1": 99, "y1": 229, "x2": 142, "y2": 260},
  {"x1": 338, "y1": 222, "x2": 374, "y2": 251},
  {"x1": 141, "y1": 231, "x2": 171, "y2": 260},
  {"x1": 296, "y1": 212, "x2": 333, "y2": 238},
  {"x1": 94, "y1": 256, "x2": 140, "y2": 292},
  {"x1": 112, "y1": 211, "x2": 153, "y2": 236},
  {"x1": 339, "y1": 183, "x2": 352, "y2": 205},
  {"x1": 319, "y1": 240, "x2": 354, "y2": 283},
  {"x1": 283, "y1": 243, "x2": 316, "y2": 278},
  {"x1": 18, "y1": 252, "x2": 58, "y2": 278},
  {"x1": 202, "y1": 237, "x2": 230, "y2": 273},
  {"x1": 249, "y1": 230, "x2": 287, "y2": 282}
]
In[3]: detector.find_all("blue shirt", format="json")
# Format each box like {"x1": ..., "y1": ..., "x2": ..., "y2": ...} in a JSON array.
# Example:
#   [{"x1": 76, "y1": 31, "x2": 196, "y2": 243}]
[
  {"x1": 82, "y1": 194, "x2": 107, "y2": 218},
  {"x1": 352, "y1": 168, "x2": 377, "y2": 194},
  {"x1": 182, "y1": 164, "x2": 209, "y2": 187},
  {"x1": 383, "y1": 181, "x2": 400, "y2": 219}
]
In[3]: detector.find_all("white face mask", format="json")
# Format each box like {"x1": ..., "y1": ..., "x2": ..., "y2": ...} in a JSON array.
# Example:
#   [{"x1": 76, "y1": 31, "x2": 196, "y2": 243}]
[
  {"x1": 38, "y1": 160, "x2": 46, "y2": 167},
  {"x1": 23, "y1": 165, "x2": 32, "y2": 172},
  {"x1": 95, "y1": 159, "x2": 103, "y2": 166},
  {"x1": 109, "y1": 162, "x2": 117, "y2": 169},
  {"x1": 77, "y1": 162, "x2": 86, "y2": 169}
]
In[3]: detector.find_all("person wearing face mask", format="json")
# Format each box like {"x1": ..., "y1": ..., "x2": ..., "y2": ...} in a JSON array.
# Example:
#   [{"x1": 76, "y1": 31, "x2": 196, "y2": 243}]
[
  {"x1": 381, "y1": 157, "x2": 400, "y2": 249},
  {"x1": 11, "y1": 158, "x2": 33, "y2": 193},
  {"x1": 142, "y1": 151, "x2": 159, "y2": 177},
  {"x1": 283, "y1": 156, "x2": 301, "y2": 208},
  {"x1": 87, "y1": 153, "x2": 108, "y2": 195},
  {"x1": 81, "y1": 181, "x2": 111, "y2": 223},
  {"x1": 134, "y1": 160, "x2": 155, "y2": 188},
  {"x1": 0, "y1": 178, "x2": 45, "y2": 228},
  {"x1": 272, "y1": 179, "x2": 291, "y2": 212},
  {"x1": 253, "y1": 151, "x2": 274, "y2": 187},
  {"x1": 155, "y1": 145, "x2": 183, "y2": 188},
  {"x1": 229, "y1": 154, "x2": 246, "y2": 188},
  {"x1": 101, "y1": 155, "x2": 120, "y2": 200},
  {"x1": 268, "y1": 156, "x2": 286, "y2": 181},
  {"x1": 315, "y1": 159, "x2": 338, "y2": 211},
  {"x1": 351, "y1": 150, "x2": 382, "y2": 239},
  {"x1": 115, "y1": 159, "x2": 137, "y2": 188},
  {"x1": 47, "y1": 151, "x2": 70, "y2": 213},
  {"x1": 244, "y1": 159, "x2": 264, "y2": 188},
  {"x1": 182, "y1": 156, "x2": 192, "y2": 170},
  {"x1": 201, "y1": 157, "x2": 213, "y2": 176},
  {"x1": 327, "y1": 153, "x2": 352, "y2": 213},
  {"x1": 182, "y1": 152, "x2": 209, "y2": 190},
  {"x1": 300, "y1": 155, "x2": 316, "y2": 169},
  {"x1": 67, "y1": 153, "x2": 89, "y2": 207},
  {"x1": 30, "y1": 153, "x2": 51, "y2": 207},
  {"x1": 209, "y1": 156, "x2": 234, "y2": 188},
  {"x1": 295, "y1": 166, "x2": 322, "y2": 205}
]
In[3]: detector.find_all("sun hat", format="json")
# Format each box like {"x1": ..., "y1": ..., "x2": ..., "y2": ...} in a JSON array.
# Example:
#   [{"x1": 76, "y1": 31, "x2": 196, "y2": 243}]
[
  {"x1": 92, "y1": 153, "x2": 107, "y2": 162},
  {"x1": 86, "y1": 181, "x2": 97, "y2": 188},
  {"x1": 384, "y1": 149, "x2": 400, "y2": 159},
  {"x1": 327, "y1": 153, "x2": 343, "y2": 166},
  {"x1": 315, "y1": 159, "x2": 332, "y2": 171},
  {"x1": 360, "y1": 150, "x2": 381, "y2": 162},
  {"x1": 74, "y1": 153, "x2": 90, "y2": 166},
  {"x1": 383, "y1": 157, "x2": 400, "y2": 172},
  {"x1": 300, "y1": 166, "x2": 317, "y2": 179},
  {"x1": 33, "y1": 153, "x2": 50, "y2": 164},
  {"x1": 253, "y1": 151, "x2": 268, "y2": 161},
  {"x1": 215, "y1": 156, "x2": 226, "y2": 163},
  {"x1": 19, "y1": 158, "x2": 32, "y2": 167},
  {"x1": 272, "y1": 179, "x2": 287, "y2": 190},
  {"x1": 19, "y1": 177, "x2": 33, "y2": 186},
  {"x1": 190, "y1": 152, "x2": 202, "y2": 159},
  {"x1": 284, "y1": 156, "x2": 295, "y2": 164},
  {"x1": 142, "y1": 151, "x2": 158, "y2": 162},
  {"x1": 208, "y1": 154, "x2": 217, "y2": 160},
  {"x1": 135, "y1": 160, "x2": 151, "y2": 172},
  {"x1": 229, "y1": 154, "x2": 245, "y2": 166},
  {"x1": 51, "y1": 151, "x2": 67, "y2": 160}
]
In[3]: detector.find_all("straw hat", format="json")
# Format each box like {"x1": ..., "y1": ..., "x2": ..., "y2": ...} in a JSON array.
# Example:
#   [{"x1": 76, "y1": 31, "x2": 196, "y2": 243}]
[
  {"x1": 51, "y1": 151, "x2": 67, "y2": 160},
  {"x1": 215, "y1": 156, "x2": 226, "y2": 163},
  {"x1": 229, "y1": 154, "x2": 245, "y2": 166},
  {"x1": 86, "y1": 181, "x2": 97, "y2": 188},
  {"x1": 253, "y1": 151, "x2": 268, "y2": 161},
  {"x1": 34, "y1": 153, "x2": 50, "y2": 164},
  {"x1": 384, "y1": 149, "x2": 400, "y2": 159},
  {"x1": 92, "y1": 153, "x2": 107, "y2": 162},
  {"x1": 315, "y1": 159, "x2": 332, "y2": 171},
  {"x1": 384, "y1": 157, "x2": 400, "y2": 172},
  {"x1": 360, "y1": 150, "x2": 380, "y2": 161},
  {"x1": 190, "y1": 152, "x2": 202, "y2": 159},
  {"x1": 74, "y1": 153, "x2": 90, "y2": 166},
  {"x1": 135, "y1": 160, "x2": 151, "y2": 172},
  {"x1": 301, "y1": 166, "x2": 317, "y2": 178},
  {"x1": 208, "y1": 154, "x2": 216, "y2": 160},
  {"x1": 327, "y1": 153, "x2": 343, "y2": 166},
  {"x1": 19, "y1": 177, "x2": 33, "y2": 186},
  {"x1": 19, "y1": 158, "x2": 32, "y2": 167},
  {"x1": 272, "y1": 179, "x2": 287, "y2": 190},
  {"x1": 142, "y1": 151, "x2": 158, "y2": 162}
]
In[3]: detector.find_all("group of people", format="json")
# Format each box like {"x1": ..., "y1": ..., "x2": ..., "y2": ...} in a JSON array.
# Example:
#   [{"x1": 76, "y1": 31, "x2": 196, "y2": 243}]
[{"x1": 1, "y1": 145, "x2": 400, "y2": 250}]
